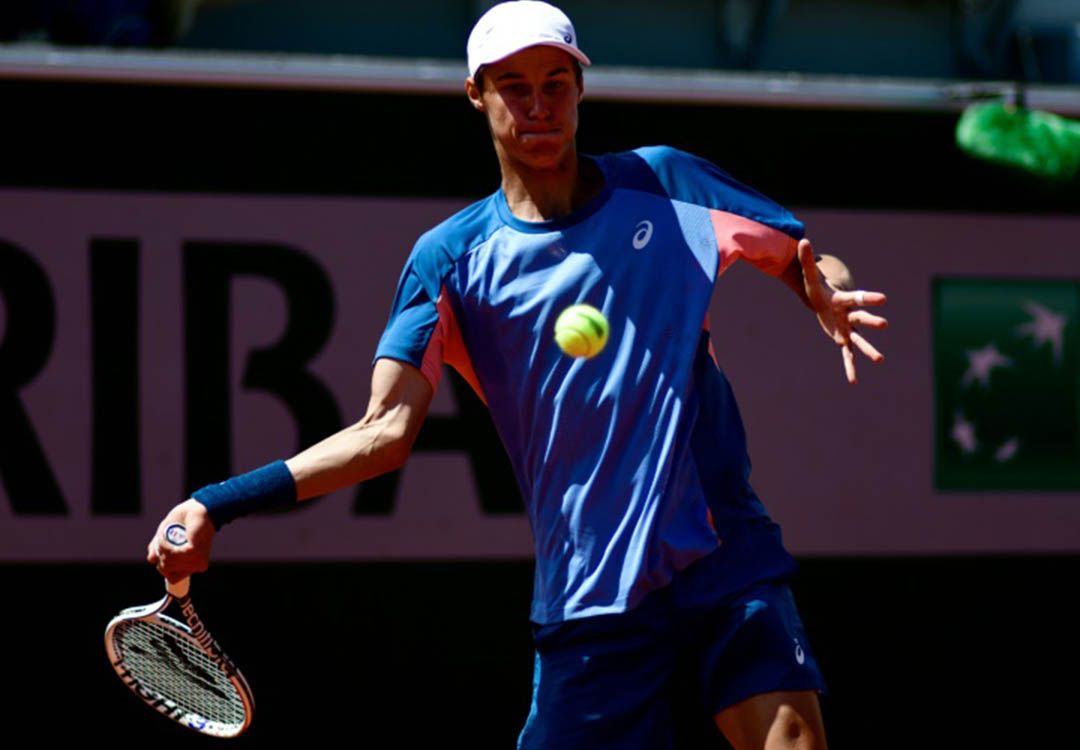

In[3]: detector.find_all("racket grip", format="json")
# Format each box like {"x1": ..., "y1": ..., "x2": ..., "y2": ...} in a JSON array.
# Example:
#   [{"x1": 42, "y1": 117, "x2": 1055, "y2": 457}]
[
  {"x1": 167, "y1": 576, "x2": 191, "y2": 598},
  {"x1": 162, "y1": 523, "x2": 192, "y2": 598}
]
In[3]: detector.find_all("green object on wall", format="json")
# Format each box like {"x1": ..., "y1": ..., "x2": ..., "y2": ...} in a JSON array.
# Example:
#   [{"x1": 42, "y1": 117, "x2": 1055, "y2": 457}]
[{"x1": 956, "y1": 102, "x2": 1080, "y2": 181}]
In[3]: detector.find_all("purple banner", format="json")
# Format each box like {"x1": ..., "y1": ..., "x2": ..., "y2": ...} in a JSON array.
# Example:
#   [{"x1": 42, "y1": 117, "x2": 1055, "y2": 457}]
[{"x1": 0, "y1": 189, "x2": 1077, "y2": 560}]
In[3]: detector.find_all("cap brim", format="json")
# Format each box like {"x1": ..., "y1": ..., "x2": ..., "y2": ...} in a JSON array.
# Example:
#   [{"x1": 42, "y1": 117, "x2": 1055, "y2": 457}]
[
  {"x1": 473, "y1": 42, "x2": 591, "y2": 77},
  {"x1": 541, "y1": 42, "x2": 591, "y2": 68}
]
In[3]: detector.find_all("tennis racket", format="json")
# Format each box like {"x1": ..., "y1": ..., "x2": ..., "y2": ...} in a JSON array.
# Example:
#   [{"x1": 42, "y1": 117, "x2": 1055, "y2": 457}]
[{"x1": 104, "y1": 523, "x2": 255, "y2": 737}]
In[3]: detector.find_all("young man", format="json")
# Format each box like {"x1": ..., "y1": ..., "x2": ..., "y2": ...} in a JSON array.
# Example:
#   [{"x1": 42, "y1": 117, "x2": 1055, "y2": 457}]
[{"x1": 149, "y1": 2, "x2": 887, "y2": 748}]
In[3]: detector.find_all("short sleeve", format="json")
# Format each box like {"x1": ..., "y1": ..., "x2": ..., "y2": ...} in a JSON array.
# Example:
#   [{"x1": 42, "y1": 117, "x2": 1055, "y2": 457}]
[
  {"x1": 374, "y1": 264, "x2": 445, "y2": 392},
  {"x1": 627, "y1": 146, "x2": 804, "y2": 277}
]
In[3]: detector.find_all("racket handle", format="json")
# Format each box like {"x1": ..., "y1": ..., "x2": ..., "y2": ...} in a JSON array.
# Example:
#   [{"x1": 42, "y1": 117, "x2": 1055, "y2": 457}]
[
  {"x1": 167, "y1": 576, "x2": 191, "y2": 598},
  {"x1": 162, "y1": 522, "x2": 192, "y2": 599}
]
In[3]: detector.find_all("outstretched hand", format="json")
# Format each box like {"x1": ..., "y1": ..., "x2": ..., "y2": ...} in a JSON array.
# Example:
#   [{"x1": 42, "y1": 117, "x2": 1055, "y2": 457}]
[{"x1": 798, "y1": 239, "x2": 887, "y2": 384}]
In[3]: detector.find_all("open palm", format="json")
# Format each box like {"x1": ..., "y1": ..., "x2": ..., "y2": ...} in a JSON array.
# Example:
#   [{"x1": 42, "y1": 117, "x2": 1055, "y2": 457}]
[{"x1": 798, "y1": 239, "x2": 888, "y2": 384}]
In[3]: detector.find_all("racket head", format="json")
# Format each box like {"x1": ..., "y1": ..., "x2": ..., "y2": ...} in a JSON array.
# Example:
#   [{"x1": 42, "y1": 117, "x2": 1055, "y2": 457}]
[
  {"x1": 108, "y1": 520, "x2": 253, "y2": 738},
  {"x1": 104, "y1": 594, "x2": 255, "y2": 737}
]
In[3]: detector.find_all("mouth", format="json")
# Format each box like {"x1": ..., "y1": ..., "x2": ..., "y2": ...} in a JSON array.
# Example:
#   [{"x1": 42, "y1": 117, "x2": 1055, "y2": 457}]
[{"x1": 519, "y1": 127, "x2": 561, "y2": 137}]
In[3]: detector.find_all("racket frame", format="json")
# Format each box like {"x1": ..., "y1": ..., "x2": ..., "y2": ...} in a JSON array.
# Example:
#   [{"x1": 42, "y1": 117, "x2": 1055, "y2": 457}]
[{"x1": 105, "y1": 538, "x2": 254, "y2": 737}]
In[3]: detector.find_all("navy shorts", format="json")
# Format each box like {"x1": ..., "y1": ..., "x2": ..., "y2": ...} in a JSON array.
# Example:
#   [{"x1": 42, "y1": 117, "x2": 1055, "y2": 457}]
[{"x1": 517, "y1": 578, "x2": 826, "y2": 750}]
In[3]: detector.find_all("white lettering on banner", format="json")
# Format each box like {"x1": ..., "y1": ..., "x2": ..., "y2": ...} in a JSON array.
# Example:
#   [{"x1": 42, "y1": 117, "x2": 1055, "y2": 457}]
[{"x1": 0, "y1": 190, "x2": 1079, "y2": 559}]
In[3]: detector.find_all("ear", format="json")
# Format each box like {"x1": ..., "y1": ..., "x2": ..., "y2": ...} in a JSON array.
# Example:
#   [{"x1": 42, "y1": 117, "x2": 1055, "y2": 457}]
[{"x1": 465, "y1": 77, "x2": 486, "y2": 112}]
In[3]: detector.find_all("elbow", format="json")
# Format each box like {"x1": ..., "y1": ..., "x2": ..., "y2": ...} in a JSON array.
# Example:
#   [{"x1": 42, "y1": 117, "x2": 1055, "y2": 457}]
[
  {"x1": 353, "y1": 386, "x2": 430, "y2": 478},
  {"x1": 382, "y1": 431, "x2": 413, "y2": 472},
  {"x1": 360, "y1": 414, "x2": 418, "y2": 475}
]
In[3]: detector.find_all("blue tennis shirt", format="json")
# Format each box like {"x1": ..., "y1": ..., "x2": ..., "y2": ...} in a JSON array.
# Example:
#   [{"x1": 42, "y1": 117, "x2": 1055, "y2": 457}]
[{"x1": 376, "y1": 146, "x2": 802, "y2": 624}]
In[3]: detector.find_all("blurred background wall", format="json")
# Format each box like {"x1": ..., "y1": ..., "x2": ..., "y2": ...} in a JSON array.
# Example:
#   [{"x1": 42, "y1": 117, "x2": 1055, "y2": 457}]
[
  {"x1": 2, "y1": 0, "x2": 1078, "y2": 82},
  {"x1": 2, "y1": 1, "x2": 1079, "y2": 748}
]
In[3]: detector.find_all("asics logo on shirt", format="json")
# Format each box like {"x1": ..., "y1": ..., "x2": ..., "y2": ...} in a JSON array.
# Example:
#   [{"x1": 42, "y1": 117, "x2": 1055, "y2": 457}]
[{"x1": 632, "y1": 220, "x2": 654, "y2": 249}]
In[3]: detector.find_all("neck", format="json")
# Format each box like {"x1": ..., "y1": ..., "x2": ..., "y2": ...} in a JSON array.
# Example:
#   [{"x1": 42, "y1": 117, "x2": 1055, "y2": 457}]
[{"x1": 497, "y1": 145, "x2": 602, "y2": 222}]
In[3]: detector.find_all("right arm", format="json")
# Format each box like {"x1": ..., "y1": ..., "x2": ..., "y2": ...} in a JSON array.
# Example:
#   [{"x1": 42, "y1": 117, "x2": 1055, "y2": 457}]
[
  {"x1": 286, "y1": 358, "x2": 434, "y2": 499},
  {"x1": 147, "y1": 358, "x2": 434, "y2": 580}
]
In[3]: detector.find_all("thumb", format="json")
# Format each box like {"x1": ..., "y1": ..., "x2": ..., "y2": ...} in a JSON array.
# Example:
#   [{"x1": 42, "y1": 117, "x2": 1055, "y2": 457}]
[{"x1": 797, "y1": 239, "x2": 823, "y2": 301}]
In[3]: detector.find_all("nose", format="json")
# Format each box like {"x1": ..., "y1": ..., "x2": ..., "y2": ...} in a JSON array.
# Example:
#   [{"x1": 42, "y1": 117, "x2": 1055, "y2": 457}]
[{"x1": 528, "y1": 92, "x2": 551, "y2": 120}]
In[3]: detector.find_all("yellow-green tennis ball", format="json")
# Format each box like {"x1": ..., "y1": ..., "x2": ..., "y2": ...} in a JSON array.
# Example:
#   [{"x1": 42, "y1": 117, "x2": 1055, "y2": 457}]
[{"x1": 554, "y1": 304, "x2": 609, "y2": 359}]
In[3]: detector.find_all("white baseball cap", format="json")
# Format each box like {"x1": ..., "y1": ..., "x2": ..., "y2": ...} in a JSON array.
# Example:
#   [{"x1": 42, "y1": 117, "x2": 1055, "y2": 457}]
[{"x1": 467, "y1": 1, "x2": 591, "y2": 78}]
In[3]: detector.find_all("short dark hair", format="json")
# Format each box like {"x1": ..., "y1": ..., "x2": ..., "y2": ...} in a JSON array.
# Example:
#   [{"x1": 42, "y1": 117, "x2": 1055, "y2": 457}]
[{"x1": 474, "y1": 58, "x2": 583, "y2": 92}]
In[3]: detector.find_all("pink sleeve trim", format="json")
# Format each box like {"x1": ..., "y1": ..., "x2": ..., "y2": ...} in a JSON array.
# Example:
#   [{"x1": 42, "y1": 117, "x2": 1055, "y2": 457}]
[
  {"x1": 710, "y1": 209, "x2": 798, "y2": 277},
  {"x1": 417, "y1": 317, "x2": 445, "y2": 394},
  {"x1": 434, "y1": 288, "x2": 488, "y2": 406}
]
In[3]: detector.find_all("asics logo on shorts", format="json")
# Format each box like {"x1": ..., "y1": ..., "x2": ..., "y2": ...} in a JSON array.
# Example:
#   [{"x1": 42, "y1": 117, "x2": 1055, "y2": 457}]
[
  {"x1": 632, "y1": 220, "x2": 654, "y2": 249},
  {"x1": 794, "y1": 638, "x2": 806, "y2": 665}
]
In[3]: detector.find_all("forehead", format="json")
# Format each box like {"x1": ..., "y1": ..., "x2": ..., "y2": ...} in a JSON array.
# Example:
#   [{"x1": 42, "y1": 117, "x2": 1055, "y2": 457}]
[{"x1": 483, "y1": 45, "x2": 576, "y2": 79}]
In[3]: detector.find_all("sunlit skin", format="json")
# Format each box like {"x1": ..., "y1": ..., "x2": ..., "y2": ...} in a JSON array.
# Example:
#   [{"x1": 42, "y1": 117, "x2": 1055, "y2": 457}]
[{"x1": 465, "y1": 45, "x2": 603, "y2": 222}]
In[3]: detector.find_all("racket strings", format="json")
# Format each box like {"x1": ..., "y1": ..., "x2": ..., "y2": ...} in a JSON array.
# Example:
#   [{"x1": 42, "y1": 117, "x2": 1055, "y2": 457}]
[{"x1": 114, "y1": 618, "x2": 246, "y2": 727}]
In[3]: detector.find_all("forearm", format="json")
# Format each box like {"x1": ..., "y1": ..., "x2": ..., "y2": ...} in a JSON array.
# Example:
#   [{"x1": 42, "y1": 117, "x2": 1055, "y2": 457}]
[
  {"x1": 285, "y1": 407, "x2": 414, "y2": 500},
  {"x1": 189, "y1": 408, "x2": 416, "y2": 530},
  {"x1": 192, "y1": 360, "x2": 432, "y2": 526},
  {"x1": 153, "y1": 362, "x2": 430, "y2": 573}
]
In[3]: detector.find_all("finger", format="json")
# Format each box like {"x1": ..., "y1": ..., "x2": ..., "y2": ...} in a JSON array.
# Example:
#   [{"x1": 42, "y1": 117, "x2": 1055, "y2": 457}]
[
  {"x1": 797, "y1": 240, "x2": 824, "y2": 300},
  {"x1": 848, "y1": 310, "x2": 888, "y2": 329},
  {"x1": 797, "y1": 239, "x2": 818, "y2": 279},
  {"x1": 850, "y1": 331, "x2": 885, "y2": 363},
  {"x1": 833, "y1": 289, "x2": 887, "y2": 308},
  {"x1": 842, "y1": 343, "x2": 857, "y2": 384},
  {"x1": 154, "y1": 542, "x2": 168, "y2": 566},
  {"x1": 148, "y1": 516, "x2": 170, "y2": 561},
  {"x1": 157, "y1": 550, "x2": 184, "y2": 580},
  {"x1": 147, "y1": 534, "x2": 163, "y2": 563}
]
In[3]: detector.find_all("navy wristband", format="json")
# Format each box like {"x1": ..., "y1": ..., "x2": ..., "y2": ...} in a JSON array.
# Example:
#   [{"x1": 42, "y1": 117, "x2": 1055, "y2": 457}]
[{"x1": 192, "y1": 460, "x2": 297, "y2": 530}]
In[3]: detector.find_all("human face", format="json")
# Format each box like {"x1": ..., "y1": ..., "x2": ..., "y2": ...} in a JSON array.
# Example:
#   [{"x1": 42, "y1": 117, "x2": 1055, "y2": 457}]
[{"x1": 466, "y1": 45, "x2": 583, "y2": 171}]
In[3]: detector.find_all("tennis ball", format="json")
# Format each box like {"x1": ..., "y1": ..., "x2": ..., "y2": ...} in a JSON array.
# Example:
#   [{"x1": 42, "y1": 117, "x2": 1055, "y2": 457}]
[{"x1": 554, "y1": 304, "x2": 609, "y2": 359}]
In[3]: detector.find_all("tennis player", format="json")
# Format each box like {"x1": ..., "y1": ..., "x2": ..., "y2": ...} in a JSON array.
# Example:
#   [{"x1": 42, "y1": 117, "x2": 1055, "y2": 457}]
[{"x1": 149, "y1": 3, "x2": 887, "y2": 748}]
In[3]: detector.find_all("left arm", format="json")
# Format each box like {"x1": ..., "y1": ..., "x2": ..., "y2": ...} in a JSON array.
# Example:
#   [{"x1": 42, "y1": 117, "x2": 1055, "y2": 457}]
[
  {"x1": 650, "y1": 147, "x2": 886, "y2": 380},
  {"x1": 778, "y1": 238, "x2": 888, "y2": 384}
]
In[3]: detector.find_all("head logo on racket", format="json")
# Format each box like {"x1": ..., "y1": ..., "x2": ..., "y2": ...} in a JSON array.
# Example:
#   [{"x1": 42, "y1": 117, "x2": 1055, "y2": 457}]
[{"x1": 165, "y1": 523, "x2": 188, "y2": 546}]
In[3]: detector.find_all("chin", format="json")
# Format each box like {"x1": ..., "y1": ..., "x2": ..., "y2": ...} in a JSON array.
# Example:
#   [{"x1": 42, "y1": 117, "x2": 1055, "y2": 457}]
[{"x1": 516, "y1": 142, "x2": 572, "y2": 170}]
